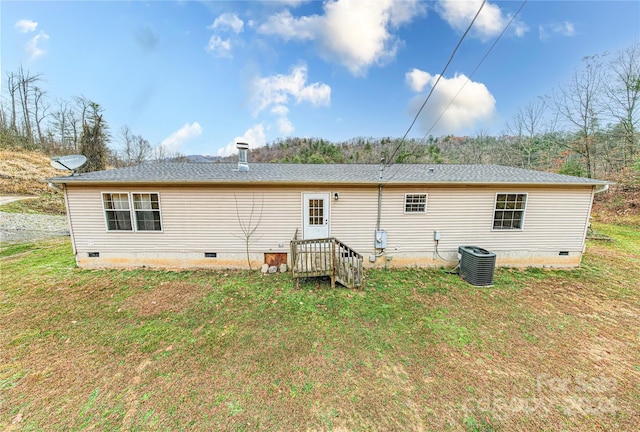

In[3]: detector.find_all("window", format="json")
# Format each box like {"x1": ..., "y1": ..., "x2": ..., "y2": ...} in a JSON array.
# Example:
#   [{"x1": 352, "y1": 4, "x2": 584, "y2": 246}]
[
  {"x1": 133, "y1": 193, "x2": 162, "y2": 231},
  {"x1": 103, "y1": 192, "x2": 162, "y2": 232},
  {"x1": 308, "y1": 198, "x2": 324, "y2": 225},
  {"x1": 493, "y1": 193, "x2": 527, "y2": 230},
  {"x1": 404, "y1": 193, "x2": 427, "y2": 213},
  {"x1": 103, "y1": 193, "x2": 132, "y2": 231}
]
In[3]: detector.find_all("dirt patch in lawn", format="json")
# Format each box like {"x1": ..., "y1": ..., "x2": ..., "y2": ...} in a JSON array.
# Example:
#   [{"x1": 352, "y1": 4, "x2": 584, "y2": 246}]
[{"x1": 121, "y1": 281, "x2": 208, "y2": 316}]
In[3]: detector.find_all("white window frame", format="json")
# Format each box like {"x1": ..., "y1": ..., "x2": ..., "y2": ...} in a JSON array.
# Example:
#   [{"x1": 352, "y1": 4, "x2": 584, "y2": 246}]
[
  {"x1": 132, "y1": 192, "x2": 163, "y2": 232},
  {"x1": 404, "y1": 193, "x2": 428, "y2": 214},
  {"x1": 492, "y1": 192, "x2": 527, "y2": 231},
  {"x1": 102, "y1": 192, "x2": 163, "y2": 232},
  {"x1": 102, "y1": 192, "x2": 133, "y2": 232}
]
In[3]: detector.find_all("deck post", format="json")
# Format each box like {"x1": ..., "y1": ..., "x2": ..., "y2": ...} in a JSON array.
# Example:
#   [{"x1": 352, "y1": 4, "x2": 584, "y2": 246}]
[{"x1": 330, "y1": 239, "x2": 336, "y2": 289}]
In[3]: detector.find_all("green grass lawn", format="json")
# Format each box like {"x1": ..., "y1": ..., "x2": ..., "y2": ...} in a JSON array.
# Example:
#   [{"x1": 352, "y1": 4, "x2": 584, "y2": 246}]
[
  {"x1": 1, "y1": 222, "x2": 639, "y2": 431},
  {"x1": 0, "y1": 193, "x2": 66, "y2": 215}
]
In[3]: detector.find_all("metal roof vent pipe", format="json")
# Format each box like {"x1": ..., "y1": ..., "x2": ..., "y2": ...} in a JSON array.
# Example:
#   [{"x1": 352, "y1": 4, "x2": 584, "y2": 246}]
[{"x1": 236, "y1": 142, "x2": 249, "y2": 171}]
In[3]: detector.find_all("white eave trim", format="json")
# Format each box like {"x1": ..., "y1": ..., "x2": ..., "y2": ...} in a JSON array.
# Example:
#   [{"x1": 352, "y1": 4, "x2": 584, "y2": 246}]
[{"x1": 47, "y1": 179, "x2": 609, "y2": 187}]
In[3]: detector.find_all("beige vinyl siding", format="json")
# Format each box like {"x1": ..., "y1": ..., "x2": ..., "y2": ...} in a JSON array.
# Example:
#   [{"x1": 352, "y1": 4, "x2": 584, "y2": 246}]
[
  {"x1": 329, "y1": 187, "x2": 379, "y2": 251},
  {"x1": 65, "y1": 183, "x2": 594, "y2": 267},
  {"x1": 67, "y1": 185, "x2": 302, "y2": 255},
  {"x1": 378, "y1": 185, "x2": 593, "y2": 256},
  {"x1": 67, "y1": 184, "x2": 386, "y2": 257}
]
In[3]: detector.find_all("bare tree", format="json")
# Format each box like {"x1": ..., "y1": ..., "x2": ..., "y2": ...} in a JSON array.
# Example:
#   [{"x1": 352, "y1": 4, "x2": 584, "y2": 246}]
[
  {"x1": 5, "y1": 72, "x2": 19, "y2": 135},
  {"x1": 50, "y1": 99, "x2": 76, "y2": 150},
  {"x1": 119, "y1": 125, "x2": 152, "y2": 166},
  {"x1": 119, "y1": 125, "x2": 135, "y2": 165},
  {"x1": 604, "y1": 42, "x2": 640, "y2": 167},
  {"x1": 16, "y1": 67, "x2": 43, "y2": 144},
  {"x1": 133, "y1": 135, "x2": 152, "y2": 164},
  {"x1": 453, "y1": 130, "x2": 491, "y2": 164},
  {"x1": 234, "y1": 193, "x2": 264, "y2": 270},
  {"x1": 74, "y1": 95, "x2": 92, "y2": 127},
  {"x1": 152, "y1": 143, "x2": 168, "y2": 161},
  {"x1": 68, "y1": 106, "x2": 81, "y2": 150},
  {"x1": 4, "y1": 68, "x2": 43, "y2": 144},
  {"x1": 33, "y1": 86, "x2": 49, "y2": 144},
  {"x1": 171, "y1": 152, "x2": 189, "y2": 162},
  {"x1": 506, "y1": 98, "x2": 549, "y2": 168},
  {"x1": 0, "y1": 101, "x2": 10, "y2": 144},
  {"x1": 554, "y1": 55, "x2": 605, "y2": 178}
]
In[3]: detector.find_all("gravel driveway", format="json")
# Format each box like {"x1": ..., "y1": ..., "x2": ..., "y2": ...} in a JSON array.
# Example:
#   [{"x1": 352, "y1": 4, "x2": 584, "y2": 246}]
[{"x1": 0, "y1": 211, "x2": 70, "y2": 244}]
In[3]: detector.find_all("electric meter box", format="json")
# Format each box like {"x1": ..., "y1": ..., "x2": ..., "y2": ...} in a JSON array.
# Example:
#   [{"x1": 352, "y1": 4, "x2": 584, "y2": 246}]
[{"x1": 375, "y1": 230, "x2": 387, "y2": 249}]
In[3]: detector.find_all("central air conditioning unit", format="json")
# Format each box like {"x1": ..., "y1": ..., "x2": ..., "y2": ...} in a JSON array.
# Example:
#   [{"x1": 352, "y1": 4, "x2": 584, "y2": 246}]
[{"x1": 458, "y1": 246, "x2": 496, "y2": 286}]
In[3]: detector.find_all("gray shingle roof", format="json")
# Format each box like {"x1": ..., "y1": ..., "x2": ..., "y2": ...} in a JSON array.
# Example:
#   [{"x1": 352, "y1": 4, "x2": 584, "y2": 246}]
[{"x1": 49, "y1": 162, "x2": 607, "y2": 186}]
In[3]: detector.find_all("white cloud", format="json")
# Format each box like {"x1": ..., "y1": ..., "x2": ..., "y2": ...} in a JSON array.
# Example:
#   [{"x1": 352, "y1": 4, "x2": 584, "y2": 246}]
[
  {"x1": 206, "y1": 35, "x2": 232, "y2": 57},
  {"x1": 271, "y1": 105, "x2": 294, "y2": 135},
  {"x1": 258, "y1": 0, "x2": 426, "y2": 76},
  {"x1": 26, "y1": 31, "x2": 49, "y2": 61},
  {"x1": 217, "y1": 124, "x2": 266, "y2": 157},
  {"x1": 248, "y1": 65, "x2": 328, "y2": 139},
  {"x1": 258, "y1": 10, "x2": 317, "y2": 40},
  {"x1": 15, "y1": 19, "x2": 38, "y2": 33},
  {"x1": 15, "y1": 19, "x2": 49, "y2": 61},
  {"x1": 406, "y1": 70, "x2": 496, "y2": 136},
  {"x1": 406, "y1": 68, "x2": 432, "y2": 92},
  {"x1": 209, "y1": 13, "x2": 244, "y2": 33},
  {"x1": 160, "y1": 122, "x2": 203, "y2": 152},
  {"x1": 513, "y1": 21, "x2": 529, "y2": 38},
  {"x1": 539, "y1": 21, "x2": 576, "y2": 40},
  {"x1": 271, "y1": 105, "x2": 289, "y2": 116},
  {"x1": 274, "y1": 0, "x2": 308, "y2": 7},
  {"x1": 436, "y1": 0, "x2": 527, "y2": 41},
  {"x1": 205, "y1": 13, "x2": 244, "y2": 57},
  {"x1": 250, "y1": 64, "x2": 330, "y2": 115},
  {"x1": 277, "y1": 117, "x2": 295, "y2": 135}
]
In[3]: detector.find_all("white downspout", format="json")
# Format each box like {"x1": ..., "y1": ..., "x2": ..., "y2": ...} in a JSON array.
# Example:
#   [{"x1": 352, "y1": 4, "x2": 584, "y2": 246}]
[{"x1": 60, "y1": 184, "x2": 78, "y2": 257}]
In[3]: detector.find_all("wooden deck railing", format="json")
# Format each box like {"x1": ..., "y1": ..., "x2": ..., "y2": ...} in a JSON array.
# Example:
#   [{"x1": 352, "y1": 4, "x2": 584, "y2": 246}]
[{"x1": 290, "y1": 232, "x2": 363, "y2": 289}]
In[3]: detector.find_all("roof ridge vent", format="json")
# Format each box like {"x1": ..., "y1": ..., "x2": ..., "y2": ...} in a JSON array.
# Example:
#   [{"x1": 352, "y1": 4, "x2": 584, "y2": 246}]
[{"x1": 236, "y1": 142, "x2": 249, "y2": 172}]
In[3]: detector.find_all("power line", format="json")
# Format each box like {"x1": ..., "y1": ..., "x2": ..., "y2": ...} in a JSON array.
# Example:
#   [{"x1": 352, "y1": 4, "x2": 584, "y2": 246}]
[
  {"x1": 420, "y1": 0, "x2": 528, "y2": 142},
  {"x1": 383, "y1": 0, "x2": 528, "y2": 186},
  {"x1": 386, "y1": 0, "x2": 487, "y2": 167}
]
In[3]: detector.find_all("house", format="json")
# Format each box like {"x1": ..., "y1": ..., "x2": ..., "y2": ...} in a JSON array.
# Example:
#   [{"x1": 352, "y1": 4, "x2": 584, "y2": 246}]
[{"x1": 48, "y1": 150, "x2": 608, "y2": 271}]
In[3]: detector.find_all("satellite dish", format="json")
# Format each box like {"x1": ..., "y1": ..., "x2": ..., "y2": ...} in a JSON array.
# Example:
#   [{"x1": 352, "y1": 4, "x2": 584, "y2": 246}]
[{"x1": 51, "y1": 155, "x2": 87, "y2": 174}]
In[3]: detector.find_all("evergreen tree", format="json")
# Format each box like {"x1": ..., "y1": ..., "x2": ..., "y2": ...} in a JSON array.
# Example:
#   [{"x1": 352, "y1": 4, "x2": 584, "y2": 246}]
[{"x1": 78, "y1": 101, "x2": 109, "y2": 172}]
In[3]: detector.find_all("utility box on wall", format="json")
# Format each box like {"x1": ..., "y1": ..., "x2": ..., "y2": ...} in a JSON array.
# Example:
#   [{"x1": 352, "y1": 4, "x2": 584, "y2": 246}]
[
  {"x1": 458, "y1": 246, "x2": 496, "y2": 286},
  {"x1": 375, "y1": 230, "x2": 387, "y2": 249}
]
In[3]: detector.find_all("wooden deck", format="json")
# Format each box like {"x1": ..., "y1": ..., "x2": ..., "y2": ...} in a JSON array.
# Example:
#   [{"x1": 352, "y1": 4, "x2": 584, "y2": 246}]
[{"x1": 290, "y1": 232, "x2": 363, "y2": 289}]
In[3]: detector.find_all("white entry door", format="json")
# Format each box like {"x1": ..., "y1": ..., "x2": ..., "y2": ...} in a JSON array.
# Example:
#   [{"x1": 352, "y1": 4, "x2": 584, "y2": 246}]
[{"x1": 303, "y1": 193, "x2": 330, "y2": 239}]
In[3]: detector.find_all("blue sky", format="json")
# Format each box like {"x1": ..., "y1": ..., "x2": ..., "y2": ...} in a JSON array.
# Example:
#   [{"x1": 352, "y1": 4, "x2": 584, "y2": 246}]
[{"x1": 2, "y1": 1, "x2": 639, "y2": 157}]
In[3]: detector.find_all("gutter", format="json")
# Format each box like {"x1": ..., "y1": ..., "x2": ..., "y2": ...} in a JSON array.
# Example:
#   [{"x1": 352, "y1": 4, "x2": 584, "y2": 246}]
[
  {"x1": 47, "y1": 182, "x2": 63, "y2": 192},
  {"x1": 47, "y1": 178, "x2": 609, "y2": 188}
]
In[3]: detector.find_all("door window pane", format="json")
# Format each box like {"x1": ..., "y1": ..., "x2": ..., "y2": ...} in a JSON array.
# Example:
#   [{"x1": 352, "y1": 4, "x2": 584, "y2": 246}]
[{"x1": 309, "y1": 199, "x2": 324, "y2": 225}]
